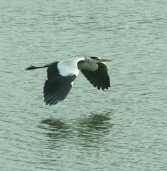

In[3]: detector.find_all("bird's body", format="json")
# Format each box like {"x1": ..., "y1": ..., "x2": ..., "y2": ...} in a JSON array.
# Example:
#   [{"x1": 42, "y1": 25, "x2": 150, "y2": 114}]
[
  {"x1": 26, "y1": 55, "x2": 111, "y2": 105},
  {"x1": 58, "y1": 56, "x2": 84, "y2": 76}
]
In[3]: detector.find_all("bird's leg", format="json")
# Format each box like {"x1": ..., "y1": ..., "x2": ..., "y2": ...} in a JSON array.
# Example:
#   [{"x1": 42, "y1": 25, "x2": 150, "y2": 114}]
[{"x1": 26, "y1": 65, "x2": 47, "y2": 70}]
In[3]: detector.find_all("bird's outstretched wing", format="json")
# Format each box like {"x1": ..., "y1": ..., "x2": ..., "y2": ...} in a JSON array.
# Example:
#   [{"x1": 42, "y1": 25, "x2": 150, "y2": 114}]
[
  {"x1": 44, "y1": 62, "x2": 76, "y2": 105},
  {"x1": 44, "y1": 75, "x2": 76, "y2": 105},
  {"x1": 81, "y1": 63, "x2": 110, "y2": 90},
  {"x1": 46, "y1": 62, "x2": 60, "y2": 79}
]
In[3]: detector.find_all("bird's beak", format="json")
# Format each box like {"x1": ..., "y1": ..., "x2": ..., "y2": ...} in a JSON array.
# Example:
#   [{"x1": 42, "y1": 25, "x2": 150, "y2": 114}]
[{"x1": 98, "y1": 59, "x2": 112, "y2": 63}]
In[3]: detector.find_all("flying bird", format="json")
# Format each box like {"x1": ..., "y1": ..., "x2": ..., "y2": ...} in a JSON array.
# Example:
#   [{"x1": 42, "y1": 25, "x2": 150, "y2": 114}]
[{"x1": 26, "y1": 55, "x2": 111, "y2": 105}]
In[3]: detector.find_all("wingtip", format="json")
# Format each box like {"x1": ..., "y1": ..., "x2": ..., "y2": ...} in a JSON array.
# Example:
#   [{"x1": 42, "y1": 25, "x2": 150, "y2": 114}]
[{"x1": 44, "y1": 99, "x2": 58, "y2": 106}]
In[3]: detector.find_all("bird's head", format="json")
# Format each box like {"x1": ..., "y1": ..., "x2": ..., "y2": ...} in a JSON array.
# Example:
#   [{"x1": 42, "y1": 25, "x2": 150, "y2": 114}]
[
  {"x1": 90, "y1": 56, "x2": 112, "y2": 63},
  {"x1": 78, "y1": 56, "x2": 112, "y2": 71}
]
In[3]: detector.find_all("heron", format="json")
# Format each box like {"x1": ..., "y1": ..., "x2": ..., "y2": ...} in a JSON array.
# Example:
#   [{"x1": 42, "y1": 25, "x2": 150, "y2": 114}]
[{"x1": 26, "y1": 55, "x2": 111, "y2": 105}]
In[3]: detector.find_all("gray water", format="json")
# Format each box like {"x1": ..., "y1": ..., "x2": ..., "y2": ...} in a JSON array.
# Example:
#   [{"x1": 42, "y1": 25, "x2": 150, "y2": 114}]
[{"x1": 0, "y1": 0, "x2": 167, "y2": 170}]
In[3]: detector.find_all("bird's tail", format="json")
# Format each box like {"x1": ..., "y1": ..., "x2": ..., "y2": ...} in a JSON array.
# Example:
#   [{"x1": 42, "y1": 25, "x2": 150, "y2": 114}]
[{"x1": 26, "y1": 65, "x2": 47, "y2": 70}]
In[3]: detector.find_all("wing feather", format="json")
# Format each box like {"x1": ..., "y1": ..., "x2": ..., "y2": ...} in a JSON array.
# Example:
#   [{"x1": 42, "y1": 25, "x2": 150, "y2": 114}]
[
  {"x1": 81, "y1": 63, "x2": 110, "y2": 90},
  {"x1": 43, "y1": 61, "x2": 79, "y2": 105},
  {"x1": 46, "y1": 62, "x2": 60, "y2": 79},
  {"x1": 43, "y1": 75, "x2": 76, "y2": 105}
]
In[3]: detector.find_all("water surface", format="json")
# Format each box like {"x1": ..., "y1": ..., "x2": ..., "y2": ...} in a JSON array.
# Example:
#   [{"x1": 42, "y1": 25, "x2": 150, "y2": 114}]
[{"x1": 0, "y1": 0, "x2": 167, "y2": 170}]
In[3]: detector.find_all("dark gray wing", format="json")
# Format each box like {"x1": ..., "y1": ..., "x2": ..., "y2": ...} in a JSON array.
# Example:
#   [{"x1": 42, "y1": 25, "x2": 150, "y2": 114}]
[
  {"x1": 46, "y1": 62, "x2": 60, "y2": 79},
  {"x1": 81, "y1": 63, "x2": 110, "y2": 90},
  {"x1": 44, "y1": 62, "x2": 76, "y2": 105},
  {"x1": 44, "y1": 75, "x2": 76, "y2": 105}
]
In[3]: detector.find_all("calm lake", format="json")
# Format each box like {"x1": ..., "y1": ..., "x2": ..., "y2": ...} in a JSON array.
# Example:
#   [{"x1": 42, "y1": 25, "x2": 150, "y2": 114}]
[{"x1": 0, "y1": 0, "x2": 167, "y2": 170}]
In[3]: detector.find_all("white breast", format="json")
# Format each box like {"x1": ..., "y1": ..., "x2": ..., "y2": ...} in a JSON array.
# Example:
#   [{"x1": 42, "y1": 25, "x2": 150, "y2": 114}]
[{"x1": 58, "y1": 57, "x2": 85, "y2": 76}]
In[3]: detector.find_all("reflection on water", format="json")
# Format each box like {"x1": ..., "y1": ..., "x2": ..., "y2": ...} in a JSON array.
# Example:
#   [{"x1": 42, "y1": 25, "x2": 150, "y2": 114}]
[
  {"x1": 75, "y1": 113, "x2": 113, "y2": 147},
  {"x1": 39, "y1": 118, "x2": 70, "y2": 141},
  {"x1": 76, "y1": 113, "x2": 112, "y2": 136},
  {"x1": 41, "y1": 118, "x2": 68, "y2": 130},
  {"x1": 39, "y1": 113, "x2": 113, "y2": 148}
]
